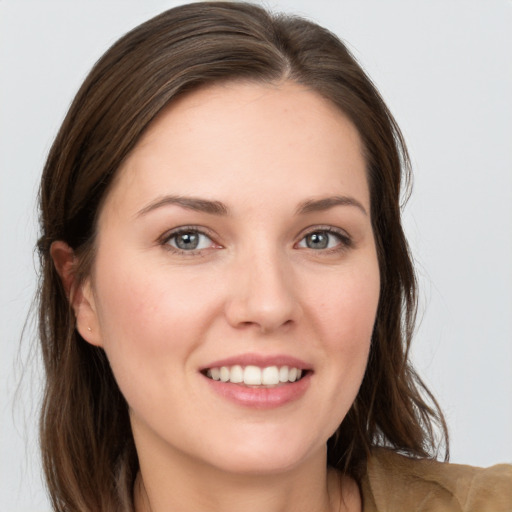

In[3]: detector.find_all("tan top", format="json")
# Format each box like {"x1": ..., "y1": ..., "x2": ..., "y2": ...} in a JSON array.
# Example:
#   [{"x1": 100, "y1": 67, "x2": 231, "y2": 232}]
[{"x1": 361, "y1": 449, "x2": 512, "y2": 512}]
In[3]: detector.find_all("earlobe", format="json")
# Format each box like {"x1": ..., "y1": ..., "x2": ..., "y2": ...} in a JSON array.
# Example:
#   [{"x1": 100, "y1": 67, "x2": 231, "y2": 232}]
[
  {"x1": 74, "y1": 279, "x2": 103, "y2": 347},
  {"x1": 50, "y1": 241, "x2": 103, "y2": 347}
]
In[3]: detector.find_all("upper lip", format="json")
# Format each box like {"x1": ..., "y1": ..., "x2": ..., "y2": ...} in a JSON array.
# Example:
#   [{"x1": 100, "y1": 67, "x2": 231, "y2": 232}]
[{"x1": 200, "y1": 353, "x2": 312, "y2": 371}]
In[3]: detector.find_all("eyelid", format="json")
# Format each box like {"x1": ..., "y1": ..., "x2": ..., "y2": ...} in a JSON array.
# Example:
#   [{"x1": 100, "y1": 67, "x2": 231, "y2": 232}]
[
  {"x1": 159, "y1": 225, "x2": 221, "y2": 254},
  {"x1": 295, "y1": 225, "x2": 353, "y2": 250}
]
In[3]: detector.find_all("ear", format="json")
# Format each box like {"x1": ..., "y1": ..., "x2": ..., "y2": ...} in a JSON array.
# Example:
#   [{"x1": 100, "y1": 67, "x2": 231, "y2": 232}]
[{"x1": 50, "y1": 241, "x2": 103, "y2": 347}]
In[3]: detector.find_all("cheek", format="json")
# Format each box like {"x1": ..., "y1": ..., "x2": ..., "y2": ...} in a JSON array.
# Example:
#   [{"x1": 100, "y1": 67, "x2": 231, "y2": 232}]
[
  {"x1": 312, "y1": 261, "x2": 380, "y2": 346},
  {"x1": 309, "y1": 260, "x2": 379, "y2": 411},
  {"x1": 90, "y1": 260, "x2": 223, "y2": 423},
  {"x1": 91, "y1": 254, "x2": 220, "y2": 387},
  {"x1": 94, "y1": 256, "x2": 210, "y2": 339}
]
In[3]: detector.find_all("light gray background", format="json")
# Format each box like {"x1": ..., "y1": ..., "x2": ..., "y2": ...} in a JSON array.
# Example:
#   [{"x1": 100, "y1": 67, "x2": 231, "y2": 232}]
[{"x1": 1, "y1": 1, "x2": 511, "y2": 510}]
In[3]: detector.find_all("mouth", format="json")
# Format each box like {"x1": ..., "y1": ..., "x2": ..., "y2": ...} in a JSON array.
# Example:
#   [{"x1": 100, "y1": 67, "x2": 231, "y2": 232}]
[
  {"x1": 201, "y1": 365, "x2": 309, "y2": 387},
  {"x1": 200, "y1": 356, "x2": 313, "y2": 408}
]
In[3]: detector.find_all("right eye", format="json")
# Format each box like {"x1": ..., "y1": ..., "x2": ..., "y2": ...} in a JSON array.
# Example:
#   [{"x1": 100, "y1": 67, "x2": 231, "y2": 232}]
[{"x1": 164, "y1": 228, "x2": 216, "y2": 253}]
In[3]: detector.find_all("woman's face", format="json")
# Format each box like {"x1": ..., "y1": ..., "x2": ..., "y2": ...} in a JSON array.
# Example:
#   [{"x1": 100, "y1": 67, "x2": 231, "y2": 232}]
[{"x1": 79, "y1": 81, "x2": 380, "y2": 475}]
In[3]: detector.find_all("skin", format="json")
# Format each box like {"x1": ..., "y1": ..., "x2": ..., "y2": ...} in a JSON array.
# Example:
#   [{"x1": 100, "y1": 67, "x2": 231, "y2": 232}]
[{"x1": 52, "y1": 80, "x2": 380, "y2": 512}]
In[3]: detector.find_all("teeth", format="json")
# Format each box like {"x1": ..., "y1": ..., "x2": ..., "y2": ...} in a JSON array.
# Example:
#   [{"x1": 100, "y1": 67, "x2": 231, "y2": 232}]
[
  {"x1": 205, "y1": 365, "x2": 305, "y2": 385},
  {"x1": 244, "y1": 365, "x2": 261, "y2": 385},
  {"x1": 230, "y1": 365, "x2": 243, "y2": 383},
  {"x1": 261, "y1": 366, "x2": 279, "y2": 385},
  {"x1": 279, "y1": 366, "x2": 289, "y2": 382},
  {"x1": 220, "y1": 366, "x2": 230, "y2": 382}
]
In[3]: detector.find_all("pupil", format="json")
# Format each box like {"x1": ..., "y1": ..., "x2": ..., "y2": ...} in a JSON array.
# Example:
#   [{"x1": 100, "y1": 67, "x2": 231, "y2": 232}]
[
  {"x1": 307, "y1": 232, "x2": 328, "y2": 249},
  {"x1": 176, "y1": 232, "x2": 199, "y2": 250}
]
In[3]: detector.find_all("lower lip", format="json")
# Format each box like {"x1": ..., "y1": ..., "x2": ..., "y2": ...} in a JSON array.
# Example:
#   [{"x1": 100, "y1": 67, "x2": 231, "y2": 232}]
[{"x1": 202, "y1": 373, "x2": 312, "y2": 409}]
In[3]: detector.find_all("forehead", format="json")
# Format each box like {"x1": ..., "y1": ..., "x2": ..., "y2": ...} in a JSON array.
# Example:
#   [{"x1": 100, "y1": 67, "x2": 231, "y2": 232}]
[{"x1": 101, "y1": 80, "x2": 369, "y2": 219}]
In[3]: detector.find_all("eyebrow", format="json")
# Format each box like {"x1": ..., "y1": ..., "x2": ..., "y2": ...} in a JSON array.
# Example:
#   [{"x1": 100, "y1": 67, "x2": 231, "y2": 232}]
[
  {"x1": 296, "y1": 196, "x2": 368, "y2": 216},
  {"x1": 136, "y1": 194, "x2": 367, "y2": 218},
  {"x1": 136, "y1": 195, "x2": 229, "y2": 217}
]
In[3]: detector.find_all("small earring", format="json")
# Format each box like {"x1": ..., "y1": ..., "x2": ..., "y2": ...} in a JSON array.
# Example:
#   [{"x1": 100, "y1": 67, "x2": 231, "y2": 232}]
[{"x1": 87, "y1": 326, "x2": 92, "y2": 332}]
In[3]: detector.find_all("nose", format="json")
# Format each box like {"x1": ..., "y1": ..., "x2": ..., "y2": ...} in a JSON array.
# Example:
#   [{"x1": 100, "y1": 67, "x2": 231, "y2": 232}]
[{"x1": 224, "y1": 246, "x2": 302, "y2": 334}]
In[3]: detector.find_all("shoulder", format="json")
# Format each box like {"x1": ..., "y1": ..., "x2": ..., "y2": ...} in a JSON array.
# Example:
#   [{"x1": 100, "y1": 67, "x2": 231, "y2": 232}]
[{"x1": 360, "y1": 447, "x2": 512, "y2": 512}]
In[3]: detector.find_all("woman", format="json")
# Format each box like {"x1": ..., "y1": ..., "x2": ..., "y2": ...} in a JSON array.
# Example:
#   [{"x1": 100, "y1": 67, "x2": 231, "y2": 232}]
[{"x1": 36, "y1": 2, "x2": 511, "y2": 511}]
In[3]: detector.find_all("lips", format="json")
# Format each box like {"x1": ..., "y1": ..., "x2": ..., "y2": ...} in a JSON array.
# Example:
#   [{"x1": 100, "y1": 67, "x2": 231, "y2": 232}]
[{"x1": 200, "y1": 354, "x2": 312, "y2": 408}]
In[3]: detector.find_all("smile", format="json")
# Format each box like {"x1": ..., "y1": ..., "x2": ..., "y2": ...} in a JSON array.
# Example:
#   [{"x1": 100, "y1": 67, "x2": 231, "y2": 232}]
[
  {"x1": 200, "y1": 355, "x2": 313, "y2": 408},
  {"x1": 204, "y1": 365, "x2": 305, "y2": 386}
]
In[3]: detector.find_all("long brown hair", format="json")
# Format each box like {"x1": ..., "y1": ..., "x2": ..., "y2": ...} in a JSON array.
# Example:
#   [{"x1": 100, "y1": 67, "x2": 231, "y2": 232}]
[{"x1": 37, "y1": 2, "x2": 447, "y2": 510}]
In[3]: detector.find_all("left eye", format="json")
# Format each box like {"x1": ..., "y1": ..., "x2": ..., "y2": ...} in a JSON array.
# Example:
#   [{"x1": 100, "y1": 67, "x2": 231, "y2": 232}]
[
  {"x1": 166, "y1": 230, "x2": 213, "y2": 251},
  {"x1": 297, "y1": 230, "x2": 344, "y2": 250}
]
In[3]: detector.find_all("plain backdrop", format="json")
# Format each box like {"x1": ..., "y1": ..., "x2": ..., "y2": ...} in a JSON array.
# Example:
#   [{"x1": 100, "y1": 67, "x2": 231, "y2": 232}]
[{"x1": 1, "y1": 1, "x2": 511, "y2": 510}]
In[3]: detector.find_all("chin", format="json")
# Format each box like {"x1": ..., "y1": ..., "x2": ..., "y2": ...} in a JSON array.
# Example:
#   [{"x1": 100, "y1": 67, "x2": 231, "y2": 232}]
[{"x1": 195, "y1": 429, "x2": 326, "y2": 476}]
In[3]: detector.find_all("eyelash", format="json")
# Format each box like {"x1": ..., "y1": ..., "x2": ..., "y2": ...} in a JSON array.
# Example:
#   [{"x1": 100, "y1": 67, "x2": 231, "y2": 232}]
[
  {"x1": 159, "y1": 225, "x2": 352, "y2": 256},
  {"x1": 160, "y1": 226, "x2": 218, "y2": 256},
  {"x1": 297, "y1": 226, "x2": 353, "y2": 254}
]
